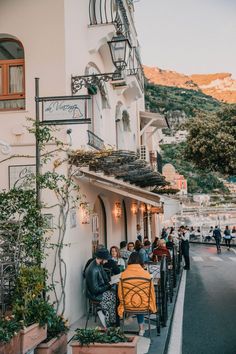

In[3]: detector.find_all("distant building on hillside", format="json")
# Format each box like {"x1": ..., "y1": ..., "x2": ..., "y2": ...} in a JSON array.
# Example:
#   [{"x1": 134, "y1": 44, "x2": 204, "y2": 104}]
[
  {"x1": 161, "y1": 130, "x2": 188, "y2": 144},
  {"x1": 162, "y1": 163, "x2": 187, "y2": 195}
]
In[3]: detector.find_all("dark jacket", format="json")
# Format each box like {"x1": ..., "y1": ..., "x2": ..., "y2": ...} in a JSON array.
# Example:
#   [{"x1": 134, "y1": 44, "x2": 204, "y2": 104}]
[
  {"x1": 85, "y1": 259, "x2": 111, "y2": 301},
  {"x1": 213, "y1": 228, "x2": 221, "y2": 239},
  {"x1": 83, "y1": 257, "x2": 120, "y2": 279}
]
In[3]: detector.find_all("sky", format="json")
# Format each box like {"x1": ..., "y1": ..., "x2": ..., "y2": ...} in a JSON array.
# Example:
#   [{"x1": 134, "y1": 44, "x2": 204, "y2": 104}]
[{"x1": 134, "y1": 0, "x2": 236, "y2": 78}]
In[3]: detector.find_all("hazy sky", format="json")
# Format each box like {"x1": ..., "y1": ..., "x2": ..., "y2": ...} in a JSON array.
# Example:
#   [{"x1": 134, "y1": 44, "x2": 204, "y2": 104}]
[{"x1": 134, "y1": 0, "x2": 236, "y2": 78}]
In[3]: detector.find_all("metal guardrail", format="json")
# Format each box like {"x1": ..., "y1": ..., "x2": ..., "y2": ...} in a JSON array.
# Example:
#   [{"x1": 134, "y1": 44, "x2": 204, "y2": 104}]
[
  {"x1": 89, "y1": 0, "x2": 131, "y2": 41},
  {"x1": 126, "y1": 47, "x2": 144, "y2": 92},
  {"x1": 160, "y1": 255, "x2": 168, "y2": 327},
  {"x1": 87, "y1": 130, "x2": 105, "y2": 150}
]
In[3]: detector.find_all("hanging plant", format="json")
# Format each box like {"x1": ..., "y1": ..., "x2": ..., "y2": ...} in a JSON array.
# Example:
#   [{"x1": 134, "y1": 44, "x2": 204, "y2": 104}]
[{"x1": 87, "y1": 84, "x2": 97, "y2": 95}]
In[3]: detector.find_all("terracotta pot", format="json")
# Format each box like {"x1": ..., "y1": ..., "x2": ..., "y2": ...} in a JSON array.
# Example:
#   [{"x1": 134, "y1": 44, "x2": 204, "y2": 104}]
[
  {"x1": 20, "y1": 323, "x2": 47, "y2": 354},
  {"x1": 70, "y1": 336, "x2": 138, "y2": 354},
  {"x1": 0, "y1": 333, "x2": 21, "y2": 354},
  {"x1": 34, "y1": 333, "x2": 67, "y2": 354}
]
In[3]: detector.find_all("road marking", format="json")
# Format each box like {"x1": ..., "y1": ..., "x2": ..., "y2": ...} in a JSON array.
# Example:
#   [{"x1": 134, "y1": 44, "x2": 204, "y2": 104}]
[
  {"x1": 229, "y1": 257, "x2": 236, "y2": 262},
  {"x1": 167, "y1": 270, "x2": 187, "y2": 354},
  {"x1": 192, "y1": 256, "x2": 204, "y2": 262},
  {"x1": 209, "y1": 256, "x2": 223, "y2": 261}
]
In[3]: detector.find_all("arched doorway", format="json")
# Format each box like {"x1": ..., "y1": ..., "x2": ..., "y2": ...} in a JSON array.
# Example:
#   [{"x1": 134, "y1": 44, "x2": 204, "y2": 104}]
[{"x1": 93, "y1": 196, "x2": 107, "y2": 252}]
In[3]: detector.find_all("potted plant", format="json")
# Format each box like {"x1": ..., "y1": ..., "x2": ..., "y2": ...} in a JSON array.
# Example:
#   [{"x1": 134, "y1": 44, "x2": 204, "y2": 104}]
[
  {"x1": 0, "y1": 315, "x2": 22, "y2": 354},
  {"x1": 12, "y1": 267, "x2": 48, "y2": 353},
  {"x1": 35, "y1": 307, "x2": 69, "y2": 354},
  {"x1": 70, "y1": 327, "x2": 138, "y2": 354}
]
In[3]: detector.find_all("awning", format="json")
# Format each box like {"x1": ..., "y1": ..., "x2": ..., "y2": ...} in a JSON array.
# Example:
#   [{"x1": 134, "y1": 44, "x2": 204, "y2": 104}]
[
  {"x1": 140, "y1": 111, "x2": 170, "y2": 135},
  {"x1": 77, "y1": 167, "x2": 161, "y2": 207}
]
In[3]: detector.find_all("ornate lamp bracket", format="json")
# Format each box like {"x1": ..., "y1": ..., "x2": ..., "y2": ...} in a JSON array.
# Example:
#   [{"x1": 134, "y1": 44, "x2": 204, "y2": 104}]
[{"x1": 71, "y1": 71, "x2": 123, "y2": 95}]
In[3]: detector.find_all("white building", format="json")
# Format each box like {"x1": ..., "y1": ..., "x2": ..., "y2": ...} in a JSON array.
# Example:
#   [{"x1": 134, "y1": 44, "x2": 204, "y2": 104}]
[{"x1": 0, "y1": 0, "x2": 180, "y2": 324}]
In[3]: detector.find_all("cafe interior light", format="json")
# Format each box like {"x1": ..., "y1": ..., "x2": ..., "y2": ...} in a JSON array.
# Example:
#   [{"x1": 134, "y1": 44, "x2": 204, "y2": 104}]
[
  {"x1": 80, "y1": 202, "x2": 90, "y2": 224},
  {"x1": 114, "y1": 202, "x2": 122, "y2": 218},
  {"x1": 146, "y1": 204, "x2": 152, "y2": 212},
  {"x1": 139, "y1": 203, "x2": 146, "y2": 213},
  {"x1": 131, "y1": 202, "x2": 138, "y2": 215}
]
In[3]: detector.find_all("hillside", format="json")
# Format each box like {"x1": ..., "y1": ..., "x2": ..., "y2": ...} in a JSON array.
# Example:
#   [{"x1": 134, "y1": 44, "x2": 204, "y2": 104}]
[
  {"x1": 144, "y1": 66, "x2": 236, "y2": 103},
  {"x1": 145, "y1": 81, "x2": 222, "y2": 118},
  {"x1": 161, "y1": 143, "x2": 228, "y2": 195}
]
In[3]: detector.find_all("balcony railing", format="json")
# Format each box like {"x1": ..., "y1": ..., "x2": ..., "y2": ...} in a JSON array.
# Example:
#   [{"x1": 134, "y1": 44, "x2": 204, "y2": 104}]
[
  {"x1": 126, "y1": 47, "x2": 144, "y2": 92},
  {"x1": 87, "y1": 130, "x2": 105, "y2": 150},
  {"x1": 89, "y1": 0, "x2": 131, "y2": 41}
]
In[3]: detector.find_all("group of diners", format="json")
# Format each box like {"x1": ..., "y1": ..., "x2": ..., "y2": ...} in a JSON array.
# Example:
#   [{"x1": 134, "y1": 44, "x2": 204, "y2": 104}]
[{"x1": 83, "y1": 236, "x2": 177, "y2": 336}]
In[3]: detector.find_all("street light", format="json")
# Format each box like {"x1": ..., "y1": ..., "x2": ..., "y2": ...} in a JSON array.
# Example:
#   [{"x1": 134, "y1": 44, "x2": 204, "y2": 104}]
[
  {"x1": 108, "y1": 32, "x2": 131, "y2": 71},
  {"x1": 71, "y1": 32, "x2": 131, "y2": 93}
]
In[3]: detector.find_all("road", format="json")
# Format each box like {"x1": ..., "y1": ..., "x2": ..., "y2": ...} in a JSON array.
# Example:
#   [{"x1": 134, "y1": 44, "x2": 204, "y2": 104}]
[{"x1": 182, "y1": 243, "x2": 236, "y2": 354}]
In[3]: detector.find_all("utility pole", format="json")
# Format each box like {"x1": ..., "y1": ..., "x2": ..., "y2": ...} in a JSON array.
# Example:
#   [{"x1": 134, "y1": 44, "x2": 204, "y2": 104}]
[{"x1": 35, "y1": 78, "x2": 41, "y2": 209}]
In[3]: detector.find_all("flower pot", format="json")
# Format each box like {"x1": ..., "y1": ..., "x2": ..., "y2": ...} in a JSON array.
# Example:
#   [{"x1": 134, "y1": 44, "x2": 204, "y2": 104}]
[
  {"x1": 0, "y1": 333, "x2": 21, "y2": 354},
  {"x1": 20, "y1": 323, "x2": 47, "y2": 354},
  {"x1": 34, "y1": 333, "x2": 67, "y2": 354},
  {"x1": 70, "y1": 336, "x2": 138, "y2": 354}
]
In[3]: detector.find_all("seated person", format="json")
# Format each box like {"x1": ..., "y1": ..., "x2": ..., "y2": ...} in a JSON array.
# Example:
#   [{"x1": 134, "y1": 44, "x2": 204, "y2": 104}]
[
  {"x1": 118, "y1": 252, "x2": 157, "y2": 336},
  {"x1": 143, "y1": 240, "x2": 152, "y2": 261},
  {"x1": 152, "y1": 239, "x2": 171, "y2": 262},
  {"x1": 85, "y1": 248, "x2": 117, "y2": 328},
  {"x1": 127, "y1": 241, "x2": 135, "y2": 253},
  {"x1": 83, "y1": 245, "x2": 120, "y2": 278},
  {"x1": 134, "y1": 240, "x2": 149, "y2": 264},
  {"x1": 110, "y1": 245, "x2": 126, "y2": 271},
  {"x1": 120, "y1": 241, "x2": 131, "y2": 262}
]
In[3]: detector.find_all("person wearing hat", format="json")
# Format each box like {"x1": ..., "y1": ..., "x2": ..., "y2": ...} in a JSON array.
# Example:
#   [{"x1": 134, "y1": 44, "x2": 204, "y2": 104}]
[{"x1": 85, "y1": 248, "x2": 117, "y2": 328}]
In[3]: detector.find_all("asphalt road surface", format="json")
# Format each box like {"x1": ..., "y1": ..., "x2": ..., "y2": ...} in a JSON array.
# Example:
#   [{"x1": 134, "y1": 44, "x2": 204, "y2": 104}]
[{"x1": 182, "y1": 243, "x2": 236, "y2": 354}]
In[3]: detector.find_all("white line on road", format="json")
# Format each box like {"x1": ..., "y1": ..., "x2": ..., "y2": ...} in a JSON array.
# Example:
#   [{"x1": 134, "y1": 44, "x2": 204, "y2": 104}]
[
  {"x1": 209, "y1": 256, "x2": 223, "y2": 261},
  {"x1": 167, "y1": 270, "x2": 187, "y2": 354},
  {"x1": 228, "y1": 257, "x2": 236, "y2": 262},
  {"x1": 192, "y1": 256, "x2": 204, "y2": 262}
]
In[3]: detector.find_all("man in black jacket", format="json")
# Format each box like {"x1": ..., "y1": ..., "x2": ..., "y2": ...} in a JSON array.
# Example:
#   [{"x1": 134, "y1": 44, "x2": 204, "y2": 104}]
[
  {"x1": 213, "y1": 226, "x2": 222, "y2": 253},
  {"x1": 85, "y1": 248, "x2": 117, "y2": 328}
]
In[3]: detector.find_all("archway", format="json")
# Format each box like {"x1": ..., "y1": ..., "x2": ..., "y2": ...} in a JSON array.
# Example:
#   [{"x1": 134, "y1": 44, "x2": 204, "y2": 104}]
[{"x1": 93, "y1": 196, "x2": 107, "y2": 250}]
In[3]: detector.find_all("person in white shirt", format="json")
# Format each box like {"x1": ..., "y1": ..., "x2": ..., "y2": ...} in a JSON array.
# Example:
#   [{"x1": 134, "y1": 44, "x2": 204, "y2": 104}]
[{"x1": 180, "y1": 226, "x2": 190, "y2": 270}]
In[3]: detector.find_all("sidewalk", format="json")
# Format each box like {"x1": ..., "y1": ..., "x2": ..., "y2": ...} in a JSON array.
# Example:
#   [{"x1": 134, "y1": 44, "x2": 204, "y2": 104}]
[{"x1": 67, "y1": 269, "x2": 183, "y2": 354}]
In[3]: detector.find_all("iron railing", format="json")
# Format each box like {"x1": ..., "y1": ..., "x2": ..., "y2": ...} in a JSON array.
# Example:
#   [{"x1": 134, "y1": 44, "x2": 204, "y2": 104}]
[
  {"x1": 89, "y1": 0, "x2": 131, "y2": 41},
  {"x1": 126, "y1": 47, "x2": 144, "y2": 92},
  {"x1": 87, "y1": 130, "x2": 105, "y2": 150}
]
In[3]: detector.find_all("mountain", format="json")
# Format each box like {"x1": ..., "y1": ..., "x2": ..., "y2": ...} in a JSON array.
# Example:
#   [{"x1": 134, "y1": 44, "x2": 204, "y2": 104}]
[{"x1": 144, "y1": 66, "x2": 236, "y2": 103}]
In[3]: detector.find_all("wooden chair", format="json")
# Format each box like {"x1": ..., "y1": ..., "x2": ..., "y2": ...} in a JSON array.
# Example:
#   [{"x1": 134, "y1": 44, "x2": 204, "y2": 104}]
[
  {"x1": 85, "y1": 297, "x2": 100, "y2": 329},
  {"x1": 120, "y1": 276, "x2": 160, "y2": 337}
]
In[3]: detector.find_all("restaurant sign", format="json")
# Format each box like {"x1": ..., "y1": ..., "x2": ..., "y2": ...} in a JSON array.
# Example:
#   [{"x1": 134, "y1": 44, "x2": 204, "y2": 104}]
[{"x1": 39, "y1": 95, "x2": 92, "y2": 125}]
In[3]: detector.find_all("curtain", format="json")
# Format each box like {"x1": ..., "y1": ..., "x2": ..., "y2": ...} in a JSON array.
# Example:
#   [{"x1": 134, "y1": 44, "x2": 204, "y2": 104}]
[
  {"x1": 9, "y1": 65, "x2": 23, "y2": 93},
  {"x1": 0, "y1": 99, "x2": 24, "y2": 109}
]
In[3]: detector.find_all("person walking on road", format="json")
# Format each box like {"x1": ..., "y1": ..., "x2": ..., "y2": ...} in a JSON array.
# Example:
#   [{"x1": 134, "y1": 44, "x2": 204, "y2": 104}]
[
  {"x1": 223, "y1": 225, "x2": 232, "y2": 250},
  {"x1": 213, "y1": 225, "x2": 222, "y2": 253},
  {"x1": 180, "y1": 226, "x2": 190, "y2": 270}
]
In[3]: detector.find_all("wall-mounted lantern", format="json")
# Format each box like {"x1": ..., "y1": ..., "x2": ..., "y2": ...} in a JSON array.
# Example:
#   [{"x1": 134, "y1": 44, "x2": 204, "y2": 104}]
[
  {"x1": 108, "y1": 32, "x2": 131, "y2": 71},
  {"x1": 80, "y1": 202, "x2": 90, "y2": 224},
  {"x1": 114, "y1": 202, "x2": 122, "y2": 218},
  {"x1": 131, "y1": 202, "x2": 138, "y2": 215},
  {"x1": 139, "y1": 203, "x2": 146, "y2": 213}
]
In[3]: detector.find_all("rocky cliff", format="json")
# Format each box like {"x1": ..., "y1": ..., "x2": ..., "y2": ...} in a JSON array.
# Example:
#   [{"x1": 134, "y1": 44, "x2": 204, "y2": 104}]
[{"x1": 144, "y1": 66, "x2": 236, "y2": 103}]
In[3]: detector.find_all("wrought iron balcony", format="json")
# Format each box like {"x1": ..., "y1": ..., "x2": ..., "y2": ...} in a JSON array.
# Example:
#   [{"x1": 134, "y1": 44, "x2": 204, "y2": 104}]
[
  {"x1": 126, "y1": 47, "x2": 144, "y2": 92},
  {"x1": 89, "y1": 0, "x2": 131, "y2": 41},
  {"x1": 87, "y1": 130, "x2": 105, "y2": 150}
]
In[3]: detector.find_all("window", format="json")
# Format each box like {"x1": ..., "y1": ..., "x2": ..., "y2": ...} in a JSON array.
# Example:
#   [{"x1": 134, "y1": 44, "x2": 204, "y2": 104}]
[{"x1": 0, "y1": 39, "x2": 25, "y2": 110}]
